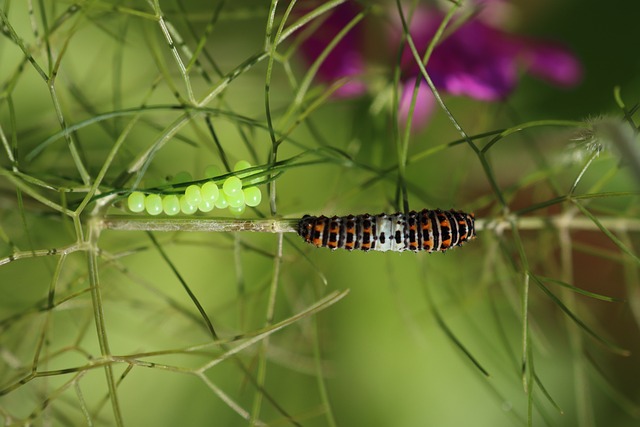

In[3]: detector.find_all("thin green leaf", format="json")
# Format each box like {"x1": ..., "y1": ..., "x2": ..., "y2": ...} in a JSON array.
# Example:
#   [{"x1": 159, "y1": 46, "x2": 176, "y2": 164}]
[
  {"x1": 530, "y1": 274, "x2": 630, "y2": 356},
  {"x1": 537, "y1": 276, "x2": 624, "y2": 302},
  {"x1": 574, "y1": 201, "x2": 640, "y2": 266}
]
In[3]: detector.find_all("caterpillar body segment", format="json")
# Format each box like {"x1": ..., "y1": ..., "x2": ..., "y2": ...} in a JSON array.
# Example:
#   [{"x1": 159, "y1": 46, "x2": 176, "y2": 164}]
[{"x1": 298, "y1": 209, "x2": 475, "y2": 253}]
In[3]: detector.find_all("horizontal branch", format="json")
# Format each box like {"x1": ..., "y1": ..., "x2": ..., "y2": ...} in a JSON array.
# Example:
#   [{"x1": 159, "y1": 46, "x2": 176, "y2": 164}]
[
  {"x1": 99, "y1": 215, "x2": 299, "y2": 233},
  {"x1": 99, "y1": 215, "x2": 640, "y2": 234},
  {"x1": 480, "y1": 216, "x2": 640, "y2": 233},
  {"x1": 2, "y1": 215, "x2": 637, "y2": 266}
]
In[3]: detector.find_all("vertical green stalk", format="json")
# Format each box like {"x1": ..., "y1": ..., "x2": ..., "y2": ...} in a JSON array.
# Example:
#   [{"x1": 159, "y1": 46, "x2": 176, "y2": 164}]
[
  {"x1": 558, "y1": 216, "x2": 594, "y2": 427},
  {"x1": 87, "y1": 222, "x2": 123, "y2": 426},
  {"x1": 394, "y1": 0, "x2": 459, "y2": 211},
  {"x1": 251, "y1": 232, "x2": 285, "y2": 426}
]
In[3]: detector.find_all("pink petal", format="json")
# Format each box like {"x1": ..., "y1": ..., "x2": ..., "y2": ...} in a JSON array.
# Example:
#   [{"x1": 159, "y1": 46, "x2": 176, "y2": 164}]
[
  {"x1": 398, "y1": 77, "x2": 437, "y2": 130},
  {"x1": 296, "y1": 1, "x2": 368, "y2": 98},
  {"x1": 417, "y1": 19, "x2": 520, "y2": 100},
  {"x1": 521, "y1": 42, "x2": 583, "y2": 87},
  {"x1": 398, "y1": 9, "x2": 582, "y2": 100}
]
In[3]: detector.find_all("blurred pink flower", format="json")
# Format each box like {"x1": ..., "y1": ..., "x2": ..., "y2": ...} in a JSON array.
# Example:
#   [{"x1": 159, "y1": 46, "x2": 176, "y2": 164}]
[
  {"x1": 297, "y1": 1, "x2": 582, "y2": 130},
  {"x1": 296, "y1": 1, "x2": 368, "y2": 98}
]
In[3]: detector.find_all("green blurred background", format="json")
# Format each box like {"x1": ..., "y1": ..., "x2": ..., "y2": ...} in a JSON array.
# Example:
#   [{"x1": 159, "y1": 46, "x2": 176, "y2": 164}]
[{"x1": 1, "y1": 1, "x2": 639, "y2": 426}]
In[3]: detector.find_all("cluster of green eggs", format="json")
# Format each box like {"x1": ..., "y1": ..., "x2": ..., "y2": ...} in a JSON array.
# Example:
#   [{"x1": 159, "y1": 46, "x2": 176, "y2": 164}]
[{"x1": 126, "y1": 161, "x2": 261, "y2": 216}]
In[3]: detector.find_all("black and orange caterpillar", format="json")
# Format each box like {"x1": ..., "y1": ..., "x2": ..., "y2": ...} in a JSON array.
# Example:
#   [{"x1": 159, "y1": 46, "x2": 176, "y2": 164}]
[{"x1": 298, "y1": 209, "x2": 475, "y2": 253}]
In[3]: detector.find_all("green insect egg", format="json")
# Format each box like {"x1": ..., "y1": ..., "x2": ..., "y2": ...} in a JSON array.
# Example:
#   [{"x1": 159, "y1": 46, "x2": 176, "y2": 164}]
[
  {"x1": 248, "y1": 172, "x2": 263, "y2": 185},
  {"x1": 184, "y1": 184, "x2": 202, "y2": 205},
  {"x1": 228, "y1": 204, "x2": 246, "y2": 215},
  {"x1": 243, "y1": 187, "x2": 262, "y2": 207},
  {"x1": 226, "y1": 191, "x2": 245, "y2": 208},
  {"x1": 127, "y1": 191, "x2": 146, "y2": 213},
  {"x1": 233, "y1": 160, "x2": 252, "y2": 176},
  {"x1": 214, "y1": 192, "x2": 229, "y2": 209},
  {"x1": 204, "y1": 164, "x2": 222, "y2": 178},
  {"x1": 144, "y1": 194, "x2": 163, "y2": 215},
  {"x1": 172, "y1": 171, "x2": 192, "y2": 184},
  {"x1": 235, "y1": 160, "x2": 262, "y2": 184},
  {"x1": 200, "y1": 181, "x2": 219, "y2": 202},
  {"x1": 162, "y1": 195, "x2": 181, "y2": 216},
  {"x1": 222, "y1": 176, "x2": 242, "y2": 196},
  {"x1": 198, "y1": 199, "x2": 215, "y2": 213},
  {"x1": 180, "y1": 195, "x2": 198, "y2": 214},
  {"x1": 233, "y1": 160, "x2": 251, "y2": 171}
]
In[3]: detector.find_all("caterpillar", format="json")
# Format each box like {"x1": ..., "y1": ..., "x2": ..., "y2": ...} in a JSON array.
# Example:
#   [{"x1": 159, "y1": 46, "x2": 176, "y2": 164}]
[{"x1": 298, "y1": 209, "x2": 475, "y2": 253}]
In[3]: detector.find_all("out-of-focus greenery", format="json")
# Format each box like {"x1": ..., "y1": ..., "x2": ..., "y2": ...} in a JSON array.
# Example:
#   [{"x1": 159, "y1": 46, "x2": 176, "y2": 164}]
[{"x1": 1, "y1": 1, "x2": 639, "y2": 426}]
